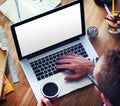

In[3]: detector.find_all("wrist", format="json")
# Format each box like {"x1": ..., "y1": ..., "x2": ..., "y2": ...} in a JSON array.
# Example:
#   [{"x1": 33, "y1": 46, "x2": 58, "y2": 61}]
[
  {"x1": 88, "y1": 61, "x2": 94, "y2": 70},
  {"x1": 87, "y1": 57, "x2": 99, "y2": 72}
]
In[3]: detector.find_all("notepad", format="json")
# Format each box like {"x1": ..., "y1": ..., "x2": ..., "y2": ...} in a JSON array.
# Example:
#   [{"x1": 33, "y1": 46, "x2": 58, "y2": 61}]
[{"x1": 0, "y1": 0, "x2": 61, "y2": 23}]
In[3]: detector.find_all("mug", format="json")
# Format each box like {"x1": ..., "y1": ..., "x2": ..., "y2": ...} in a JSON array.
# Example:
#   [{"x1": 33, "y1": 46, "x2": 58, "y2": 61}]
[
  {"x1": 41, "y1": 81, "x2": 60, "y2": 100},
  {"x1": 106, "y1": 11, "x2": 120, "y2": 34}
]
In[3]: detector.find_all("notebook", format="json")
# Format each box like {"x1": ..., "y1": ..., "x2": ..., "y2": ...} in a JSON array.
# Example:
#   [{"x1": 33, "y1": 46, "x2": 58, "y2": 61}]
[
  {"x1": 0, "y1": 0, "x2": 61, "y2": 23},
  {"x1": 10, "y1": 0, "x2": 98, "y2": 101}
]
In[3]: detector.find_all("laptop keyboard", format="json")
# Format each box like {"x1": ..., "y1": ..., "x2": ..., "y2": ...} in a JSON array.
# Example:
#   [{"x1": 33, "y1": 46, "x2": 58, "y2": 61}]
[{"x1": 30, "y1": 43, "x2": 88, "y2": 81}]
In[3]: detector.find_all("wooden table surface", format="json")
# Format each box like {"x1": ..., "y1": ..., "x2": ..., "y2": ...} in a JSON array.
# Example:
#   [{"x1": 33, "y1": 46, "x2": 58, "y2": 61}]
[{"x1": 0, "y1": 0, "x2": 120, "y2": 106}]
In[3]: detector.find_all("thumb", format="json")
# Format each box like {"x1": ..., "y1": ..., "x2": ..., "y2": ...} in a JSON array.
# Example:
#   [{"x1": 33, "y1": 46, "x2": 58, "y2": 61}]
[
  {"x1": 64, "y1": 74, "x2": 80, "y2": 80},
  {"x1": 37, "y1": 99, "x2": 43, "y2": 106}
]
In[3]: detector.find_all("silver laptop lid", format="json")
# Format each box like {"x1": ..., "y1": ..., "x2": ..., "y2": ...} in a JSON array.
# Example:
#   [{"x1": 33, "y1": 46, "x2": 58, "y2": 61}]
[{"x1": 10, "y1": 0, "x2": 85, "y2": 60}]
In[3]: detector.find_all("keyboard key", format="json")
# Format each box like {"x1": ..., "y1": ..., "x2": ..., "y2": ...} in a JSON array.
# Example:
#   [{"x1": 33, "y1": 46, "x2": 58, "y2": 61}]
[
  {"x1": 37, "y1": 77, "x2": 41, "y2": 81},
  {"x1": 41, "y1": 76, "x2": 45, "y2": 79},
  {"x1": 36, "y1": 72, "x2": 44, "y2": 77},
  {"x1": 48, "y1": 72, "x2": 53, "y2": 76},
  {"x1": 34, "y1": 69, "x2": 40, "y2": 74},
  {"x1": 32, "y1": 66, "x2": 38, "y2": 70},
  {"x1": 45, "y1": 74, "x2": 48, "y2": 78}
]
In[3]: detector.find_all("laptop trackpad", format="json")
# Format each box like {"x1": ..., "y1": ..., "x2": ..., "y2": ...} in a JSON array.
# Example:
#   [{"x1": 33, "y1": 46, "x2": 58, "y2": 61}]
[{"x1": 51, "y1": 74, "x2": 92, "y2": 97}]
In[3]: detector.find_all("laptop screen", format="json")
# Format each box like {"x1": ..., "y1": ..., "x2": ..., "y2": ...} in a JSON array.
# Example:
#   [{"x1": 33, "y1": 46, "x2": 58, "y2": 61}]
[{"x1": 11, "y1": 0, "x2": 85, "y2": 60}]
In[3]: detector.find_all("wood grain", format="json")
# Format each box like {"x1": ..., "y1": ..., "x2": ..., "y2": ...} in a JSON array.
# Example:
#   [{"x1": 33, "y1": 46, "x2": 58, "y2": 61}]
[{"x1": 0, "y1": 0, "x2": 120, "y2": 106}]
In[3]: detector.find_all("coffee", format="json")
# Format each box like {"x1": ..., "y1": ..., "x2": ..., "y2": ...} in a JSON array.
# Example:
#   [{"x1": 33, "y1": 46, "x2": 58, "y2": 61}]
[
  {"x1": 41, "y1": 82, "x2": 60, "y2": 99},
  {"x1": 43, "y1": 82, "x2": 58, "y2": 96}
]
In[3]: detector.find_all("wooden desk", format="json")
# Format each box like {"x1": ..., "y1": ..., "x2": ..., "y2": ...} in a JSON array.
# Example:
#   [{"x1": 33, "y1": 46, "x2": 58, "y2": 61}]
[{"x1": 0, "y1": 0, "x2": 120, "y2": 106}]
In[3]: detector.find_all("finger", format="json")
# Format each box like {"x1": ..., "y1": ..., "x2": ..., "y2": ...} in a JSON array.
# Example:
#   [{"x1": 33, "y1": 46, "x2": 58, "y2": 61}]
[
  {"x1": 42, "y1": 98, "x2": 52, "y2": 106},
  {"x1": 56, "y1": 57, "x2": 82, "y2": 64},
  {"x1": 64, "y1": 74, "x2": 80, "y2": 80},
  {"x1": 56, "y1": 64, "x2": 73, "y2": 70},
  {"x1": 65, "y1": 53, "x2": 78, "y2": 57},
  {"x1": 41, "y1": 100, "x2": 46, "y2": 106},
  {"x1": 67, "y1": 54, "x2": 81, "y2": 58},
  {"x1": 70, "y1": 54, "x2": 80, "y2": 57},
  {"x1": 56, "y1": 58, "x2": 73, "y2": 64},
  {"x1": 37, "y1": 99, "x2": 43, "y2": 106},
  {"x1": 58, "y1": 54, "x2": 78, "y2": 59}
]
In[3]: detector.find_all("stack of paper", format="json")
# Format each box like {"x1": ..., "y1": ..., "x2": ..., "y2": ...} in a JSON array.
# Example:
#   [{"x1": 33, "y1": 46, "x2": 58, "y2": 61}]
[
  {"x1": 0, "y1": 48, "x2": 7, "y2": 96},
  {"x1": 0, "y1": 26, "x2": 14, "y2": 101},
  {"x1": 0, "y1": 0, "x2": 61, "y2": 23}
]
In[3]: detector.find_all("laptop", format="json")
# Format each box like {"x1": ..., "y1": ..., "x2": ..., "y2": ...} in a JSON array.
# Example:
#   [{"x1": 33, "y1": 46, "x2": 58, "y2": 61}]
[{"x1": 10, "y1": 0, "x2": 98, "y2": 101}]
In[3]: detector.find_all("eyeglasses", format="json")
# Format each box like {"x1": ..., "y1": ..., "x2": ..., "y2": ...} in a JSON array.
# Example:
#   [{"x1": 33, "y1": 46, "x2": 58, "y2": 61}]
[
  {"x1": 87, "y1": 57, "x2": 103, "y2": 92},
  {"x1": 87, "y1": 69, "x2": 102, "y2": 92},
  {"x1": 87, "y1": 69, "x2": 109, "y2": 99}
]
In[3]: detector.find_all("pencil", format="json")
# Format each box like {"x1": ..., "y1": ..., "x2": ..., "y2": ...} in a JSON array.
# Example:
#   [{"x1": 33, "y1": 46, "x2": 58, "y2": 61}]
[{"x1": 112, "y1": 0, "x2": 114, "y2": 17}]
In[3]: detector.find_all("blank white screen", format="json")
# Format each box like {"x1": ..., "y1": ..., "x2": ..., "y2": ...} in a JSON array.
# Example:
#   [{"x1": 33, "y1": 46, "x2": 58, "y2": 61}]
[{"x1": 15, "y1": 3, "x2": 82, "y2": 57}]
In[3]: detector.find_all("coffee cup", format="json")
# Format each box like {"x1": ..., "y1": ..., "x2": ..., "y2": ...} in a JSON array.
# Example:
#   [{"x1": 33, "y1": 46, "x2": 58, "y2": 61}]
[{"x1": 40, "y1": 81, "x2": 60, "y2": 100}]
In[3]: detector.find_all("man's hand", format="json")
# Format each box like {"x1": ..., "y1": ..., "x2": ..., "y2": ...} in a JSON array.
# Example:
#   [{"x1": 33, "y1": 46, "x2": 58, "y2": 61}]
[
  {"x1": 56, "y1": 54, "x2": 94, "y2": 80},
  {"x1": 37, "y1": 97, "x2": 52, "y2": 106}
]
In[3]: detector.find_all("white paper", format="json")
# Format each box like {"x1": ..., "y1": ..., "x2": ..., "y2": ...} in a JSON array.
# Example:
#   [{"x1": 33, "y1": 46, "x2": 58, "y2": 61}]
[{"x1": 0, "y1": 0, "x2": 61, "y2": 23}]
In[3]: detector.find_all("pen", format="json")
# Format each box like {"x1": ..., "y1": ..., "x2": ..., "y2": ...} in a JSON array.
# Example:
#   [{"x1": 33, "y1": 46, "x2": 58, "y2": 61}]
[
  {"x1": 15, "y1": 0, "x2": 21, "y2": 19},
  {"x1": 104, "y1": 4, "x2": 115, "y2": 21},
  {"x1": 104, "y1": 4, "x2": 112, "y2": 17},
  {"x1": 105, "y1": 16, "x2": 116, "y2": 23}
]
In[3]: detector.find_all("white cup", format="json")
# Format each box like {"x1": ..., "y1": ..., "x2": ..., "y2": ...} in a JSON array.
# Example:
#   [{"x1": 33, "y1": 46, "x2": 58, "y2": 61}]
[{"x1": 41, "y1": 81, "x2": 60, "y2": 100}]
